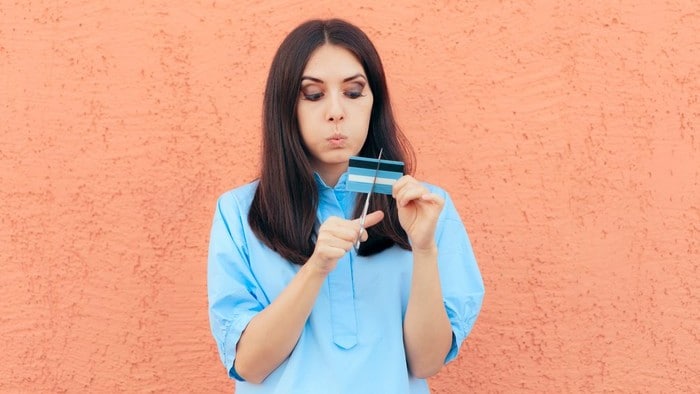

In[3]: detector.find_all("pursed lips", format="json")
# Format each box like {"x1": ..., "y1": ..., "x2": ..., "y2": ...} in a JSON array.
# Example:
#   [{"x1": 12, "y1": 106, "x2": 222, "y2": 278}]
[{"x1": 327, "y1": 133, "x2": 347, "y2": 146}]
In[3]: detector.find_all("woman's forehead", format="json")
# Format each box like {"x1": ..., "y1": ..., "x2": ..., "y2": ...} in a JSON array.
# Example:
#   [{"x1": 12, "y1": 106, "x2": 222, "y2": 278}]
[{"x1": 302, "y1": 44, "x2": 366, "y2": 81}]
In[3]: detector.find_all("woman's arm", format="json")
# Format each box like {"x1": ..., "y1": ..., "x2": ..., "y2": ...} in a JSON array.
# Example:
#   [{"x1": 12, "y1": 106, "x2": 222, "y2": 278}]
[
  {"x1": 402, "y1": 245, "x2": 453, "y2": 378},
  {"x1": 392, "y1": 176, "x2": 453, "y2": 378},
  {"x1": 233, "y1": 211, "x2": 385, "y2": 383},
  {"x1": 233, "y1": 260, "x2": 326, "y2": 384}
]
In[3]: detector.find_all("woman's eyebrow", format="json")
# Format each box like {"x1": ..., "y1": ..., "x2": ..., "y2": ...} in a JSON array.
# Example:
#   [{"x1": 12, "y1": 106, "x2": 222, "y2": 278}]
[
  {"x1": 342, "y1": 74, "x2": 367, "y2": 83},
  {"x1": 301, "y1": 76, "x2": 323, "y2": 83},
  {"x1": 300, "y1": 74, "x2": 367, "y2": 83}
]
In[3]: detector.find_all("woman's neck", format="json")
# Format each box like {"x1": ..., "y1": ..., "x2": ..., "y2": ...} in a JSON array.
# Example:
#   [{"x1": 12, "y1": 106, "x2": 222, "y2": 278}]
[{"x1": 314, "y1": 163, "x2": 348, "y2": 188}]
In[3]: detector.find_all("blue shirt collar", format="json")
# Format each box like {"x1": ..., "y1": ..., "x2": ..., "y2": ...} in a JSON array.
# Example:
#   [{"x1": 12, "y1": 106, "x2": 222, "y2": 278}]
[{"x1": 313, "y1": 171, "x2": 349, "y2": 191}]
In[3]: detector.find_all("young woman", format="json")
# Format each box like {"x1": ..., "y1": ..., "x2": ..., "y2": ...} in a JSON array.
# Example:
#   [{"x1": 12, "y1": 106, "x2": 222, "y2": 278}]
[{"x1": 208, "y1": 19, "x2": 484, "y2": 393}]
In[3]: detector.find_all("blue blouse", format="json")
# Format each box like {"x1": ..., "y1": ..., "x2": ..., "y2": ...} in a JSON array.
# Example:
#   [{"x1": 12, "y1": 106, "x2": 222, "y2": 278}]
[{"x1": 208, "y1": 172, "x2": 484, "y2": 393}]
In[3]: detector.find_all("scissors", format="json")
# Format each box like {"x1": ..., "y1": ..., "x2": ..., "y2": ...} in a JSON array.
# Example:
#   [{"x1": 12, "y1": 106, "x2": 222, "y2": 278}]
[{"x1": 355, "y1": 148, "x2": 383, "y2": 250}]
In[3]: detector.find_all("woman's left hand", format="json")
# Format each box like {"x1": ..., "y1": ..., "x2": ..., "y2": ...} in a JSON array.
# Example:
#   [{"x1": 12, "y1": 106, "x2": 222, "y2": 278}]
[{"x1": 392, "y1": 175, "x2": 445, "y2": 251}]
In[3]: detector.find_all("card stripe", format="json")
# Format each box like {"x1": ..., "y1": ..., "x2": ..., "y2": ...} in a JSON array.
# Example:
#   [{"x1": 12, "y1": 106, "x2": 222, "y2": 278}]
[
  {"x1": 345, "y1": 181, "x2": 394, "y2": 195},
  {"x1": 348, "y1": 157, "x2": 404, "y2": 173},
  {"x1": 347, "y1": 174, "x2": 399, "y2": 186},
  {"x1": 348, "y1": 167, "x2": 403, "y2": 180}
]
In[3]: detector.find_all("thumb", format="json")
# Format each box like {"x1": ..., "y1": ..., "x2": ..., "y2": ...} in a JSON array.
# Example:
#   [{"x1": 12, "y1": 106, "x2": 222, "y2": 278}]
[{"x1": 357, "y1": 210, "x2": 384, "y2": 229}]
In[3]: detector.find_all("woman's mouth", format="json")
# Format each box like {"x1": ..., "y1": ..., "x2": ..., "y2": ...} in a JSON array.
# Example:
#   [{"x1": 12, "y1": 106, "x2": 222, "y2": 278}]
[{"x1": 327, "y1": 133, "x2": 347, "y2": 147}]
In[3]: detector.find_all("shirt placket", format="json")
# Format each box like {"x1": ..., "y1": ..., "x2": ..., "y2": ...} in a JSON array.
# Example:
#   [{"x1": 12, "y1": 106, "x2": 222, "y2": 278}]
[{"x1": 319, "y1": 187, "x2": 358, "y2": 350}]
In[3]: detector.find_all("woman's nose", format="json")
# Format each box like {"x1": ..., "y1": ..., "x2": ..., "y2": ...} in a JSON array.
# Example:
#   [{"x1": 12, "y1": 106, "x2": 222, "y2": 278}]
[{"x1": 326, "y1": 92, "x2": 345, "y2": 122}]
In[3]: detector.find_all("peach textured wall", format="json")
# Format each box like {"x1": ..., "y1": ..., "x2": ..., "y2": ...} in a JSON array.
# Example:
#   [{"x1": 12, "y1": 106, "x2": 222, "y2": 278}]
[{"x1": 1, "y1": 1, "x2": 698, "y2": 392}]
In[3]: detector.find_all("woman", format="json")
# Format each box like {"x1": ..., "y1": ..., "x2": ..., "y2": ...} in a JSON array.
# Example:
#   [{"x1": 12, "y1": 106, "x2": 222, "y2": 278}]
[{"x1": 208, "y1": 19, "x2": 484, "y2": 393}]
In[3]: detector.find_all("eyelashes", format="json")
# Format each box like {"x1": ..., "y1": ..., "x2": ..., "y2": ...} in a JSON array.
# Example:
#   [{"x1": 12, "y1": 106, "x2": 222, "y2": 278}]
[
  {"x1": 344, "y1": 90, "x2": 365, "y2": 99},
  {"x1": 300, "y1": 83, "x2": 368, "y2": 102},
  {"x1": 302, "y1": 92, "x2": 324, "y2": 101},
  {"x1": 301, "y1": 91, "x2": 366, "y2": 101}
]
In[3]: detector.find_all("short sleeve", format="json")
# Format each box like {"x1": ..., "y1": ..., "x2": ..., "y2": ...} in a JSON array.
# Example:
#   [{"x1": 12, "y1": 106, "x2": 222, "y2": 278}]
[
  {"x1": 208, "y1": 193, "x2": 265, "y2": 381},
  {"x1": 433, "y1": 189, "x2": 485, "y2": 363}
]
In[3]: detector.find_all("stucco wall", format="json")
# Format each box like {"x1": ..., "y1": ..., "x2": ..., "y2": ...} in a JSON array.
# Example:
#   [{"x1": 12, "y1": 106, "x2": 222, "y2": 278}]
[{"x1": 1, "y1": 1, "x2": 698, "y2": 392}]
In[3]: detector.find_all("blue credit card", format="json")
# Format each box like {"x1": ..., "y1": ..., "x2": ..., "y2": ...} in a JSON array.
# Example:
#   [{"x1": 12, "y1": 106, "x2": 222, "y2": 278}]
[{"x1": 346, "y1": 156, "x2": 405, "y2": 195}]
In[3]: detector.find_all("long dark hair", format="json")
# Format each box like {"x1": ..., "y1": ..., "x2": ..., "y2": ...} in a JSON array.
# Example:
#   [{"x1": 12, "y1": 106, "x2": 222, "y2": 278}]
[{"x1": 248, "y1": 19, "x2": 415, "y2": 265}]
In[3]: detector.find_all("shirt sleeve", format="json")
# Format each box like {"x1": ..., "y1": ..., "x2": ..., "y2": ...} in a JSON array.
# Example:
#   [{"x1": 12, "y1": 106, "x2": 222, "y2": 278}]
[
  {"x1": 433, "y1": 189, "x2": 485, "y2": 364},
  {"x1": 208, "y1": 193, "x2": 265, "y2": 381}
]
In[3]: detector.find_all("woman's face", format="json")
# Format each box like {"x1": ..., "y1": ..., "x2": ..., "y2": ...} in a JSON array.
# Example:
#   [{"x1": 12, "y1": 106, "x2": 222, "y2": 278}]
[{"x1": 297, "y1": 44, "x2": 374, "y2": 184}]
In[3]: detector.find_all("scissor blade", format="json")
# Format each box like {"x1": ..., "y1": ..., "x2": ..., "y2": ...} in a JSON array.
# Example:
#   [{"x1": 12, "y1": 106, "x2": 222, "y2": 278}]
[
  {"x1": 355, "y1": 148, "x2": 383, "y2": 249},
  {"x1": 367, "y1": 148, "x2": 383, "y2": 196}
]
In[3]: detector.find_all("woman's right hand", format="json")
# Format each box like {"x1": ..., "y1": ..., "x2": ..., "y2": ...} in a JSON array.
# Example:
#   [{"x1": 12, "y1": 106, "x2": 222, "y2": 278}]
[{"x1": 308, "y1": 211, "x2": 384, "y2": 275}]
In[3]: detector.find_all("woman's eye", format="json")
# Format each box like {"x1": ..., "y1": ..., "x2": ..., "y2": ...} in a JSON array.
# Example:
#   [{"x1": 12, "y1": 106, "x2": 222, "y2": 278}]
[
  {"x1": 345, "y1": 82, "x2": 366, "y2": 99},
  {"x1": 302, "y1": 92, "x2": 323, "y2": 101},
  {"x1": 345, "y1": 90, "x2": 364, "y2": 99}
]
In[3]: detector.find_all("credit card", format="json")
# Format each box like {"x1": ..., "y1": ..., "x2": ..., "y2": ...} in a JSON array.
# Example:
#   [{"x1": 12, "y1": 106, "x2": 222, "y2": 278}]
[{"x1": 346, "y1": 156, "x2": 405, "y2": 195}]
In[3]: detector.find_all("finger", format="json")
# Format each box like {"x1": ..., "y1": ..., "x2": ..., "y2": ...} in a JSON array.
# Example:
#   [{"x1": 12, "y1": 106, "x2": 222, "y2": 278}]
[
  {"x1": 353, "y1": 210, "x2": 384, "y2": 244},
  {"x1": 393, "y1": 176, "x2": 427, "y2": 204},
  {"x1": 321, "y1": 216, "x2": 344, "y2": 226},
  {"x1": 420, "y1": 192, "x2": 445, "y2": 206},
  {"x1": 397, "y1": 184, "x2": 429, "y2": 207},
  {"x1": 327, "y1": 226, "x2": 360, "y2": 242},
  {"x1": 317, "y1": 235, "x2": 354, "y2": 253},
  {"x1": 315, "y1": 244, "x2": 347, "y2": 261},
  {"x1": 391, "y1": 175, "x2": 414, "y2": 198},
  {"x1": 320, "y1": 232, "x2": 354, "y2": 248},
  {"x1": 320, "y1": 217, "x2": 360, "y2": 241},
  {"x1": 353, "y1": 210, "x2": 384, "y2": 229},
  {"x1": 360, "y1": 229, "x2": 369, "y2": 242},
  {"x1": 319, "y1": 228, "x2": 358, "y2": 249}
]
